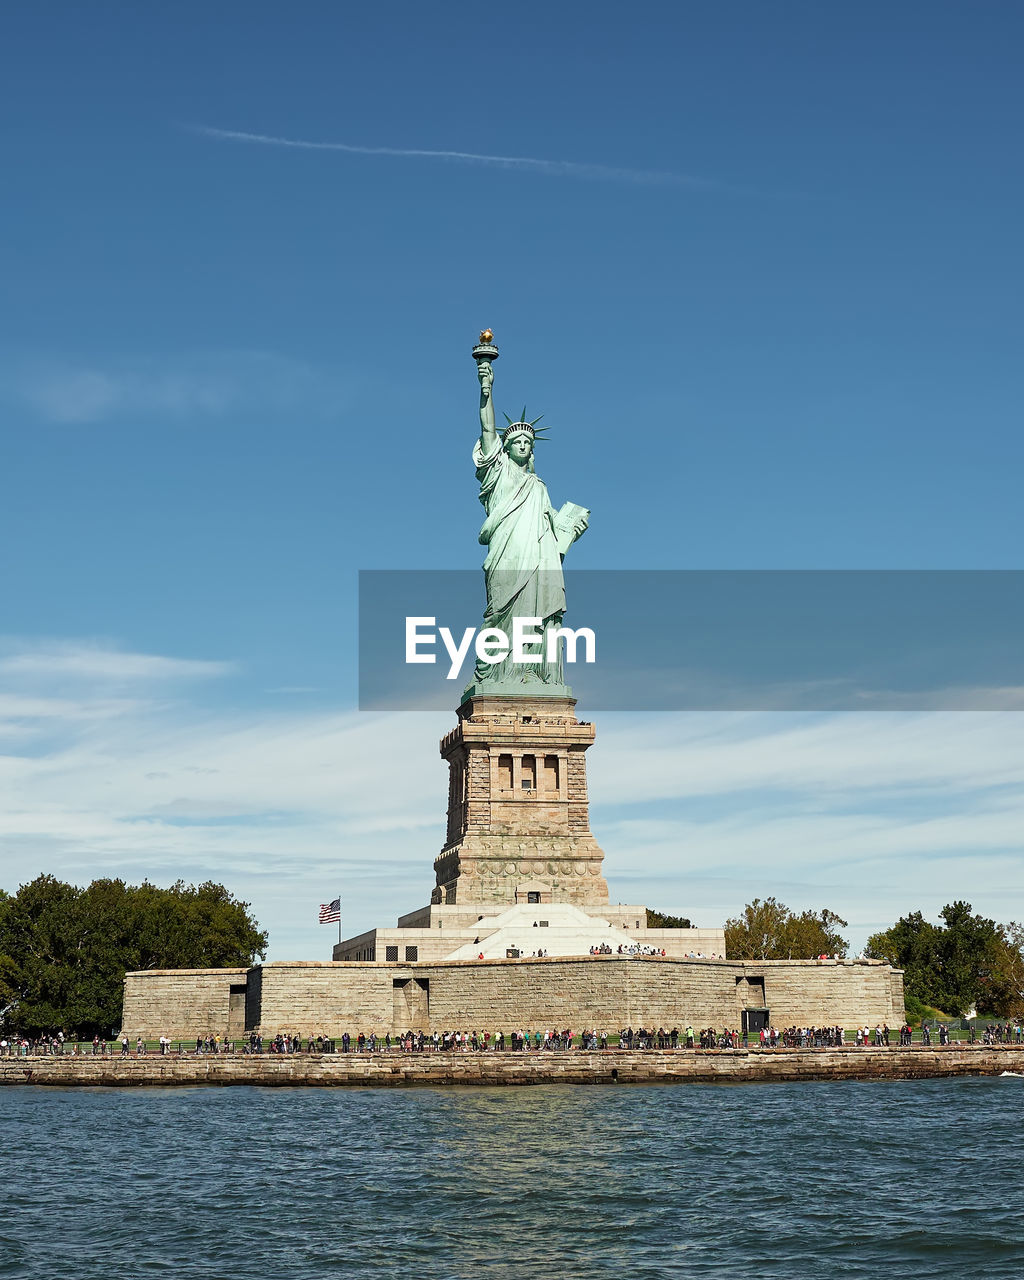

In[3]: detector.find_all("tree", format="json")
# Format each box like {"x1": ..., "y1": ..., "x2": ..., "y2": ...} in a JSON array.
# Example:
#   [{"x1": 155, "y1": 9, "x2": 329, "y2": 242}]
[
  {"x1": 724, "y1": 897, "x2": 848, "y2": 959},
  {"x1": 0, "y1": 875, "x2": 268, "y2": 1037},
  {"x1": 646, "y1": 908, "x2": 692, "y2": 929},
  {"x1": 866, "y1": 911, "x2": 943, "y2": 1003},
  {"x1": 866, "y1": 901, "x2": 1013, "y2": 1017},
  {"x1": 0, "y1": 890, "x2": 19, "y2": 1015},
  {"x1": 939, "y1": 900, "x2": 1003, "y2": 1015},
  {"x1": 990, "y1": 922, "x2": 1024, "y2": 1018}
]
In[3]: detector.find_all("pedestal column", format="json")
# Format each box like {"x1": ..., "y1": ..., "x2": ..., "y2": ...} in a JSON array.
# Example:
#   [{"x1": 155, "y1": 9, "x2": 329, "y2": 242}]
[{"x1": 433, "y1": 695, "x2": 609, "y2": 907}]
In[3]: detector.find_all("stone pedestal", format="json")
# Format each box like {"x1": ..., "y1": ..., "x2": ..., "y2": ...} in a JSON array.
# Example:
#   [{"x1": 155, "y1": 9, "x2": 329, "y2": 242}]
[{"x1": 432, "y1": 695, "x2": 609, "y2": 907}]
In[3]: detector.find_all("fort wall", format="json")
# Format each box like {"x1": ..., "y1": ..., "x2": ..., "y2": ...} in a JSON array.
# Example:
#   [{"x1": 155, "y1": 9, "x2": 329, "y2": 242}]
[
  {"x1": 120, "y1": 968, "x2": 248, "y2": 1039},
  {"x1": 122, "y1": 956, "x2": 903, "y2": 1039}
]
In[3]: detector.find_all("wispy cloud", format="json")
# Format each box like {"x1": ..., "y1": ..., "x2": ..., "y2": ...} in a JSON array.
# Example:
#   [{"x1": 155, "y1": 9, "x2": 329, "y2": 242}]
[
  {"x1": 0, "y1": 350, "x2": 347, "y2": 426},
  {"x1": 588, "y1": 712, "x2": 1024, "y2": 802},
  {"x1": 0, "y1": 641, "x2": 232, "y2": 684},
  {"x1": 1, "y1": 639, "x2": 1021, "y2": 959},
  {"x1": 587, "y1": 711, "x2": 1024, "y2": 946},
  {"x1": 192, "y1": 124, "x2": 725, "y2": 190}
]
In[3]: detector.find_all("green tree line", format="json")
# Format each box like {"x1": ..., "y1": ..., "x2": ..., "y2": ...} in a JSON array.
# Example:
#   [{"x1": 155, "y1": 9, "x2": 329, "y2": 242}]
[
  {"x1": 646, "y1": 909, "x2": 692, "y2": 929},
  {"x1": 719, "y1": 895, "x2": 1023, "y2": 1019},
  {"x1": 723, "y1": 897, "x2": 849, "y2": 960},
  {"x1": 0, "y1": 875, "x2": 268, "y2": 1037},
  {"x1": 866, "y1": 901, "x2": 1024, "y2": 1018}
]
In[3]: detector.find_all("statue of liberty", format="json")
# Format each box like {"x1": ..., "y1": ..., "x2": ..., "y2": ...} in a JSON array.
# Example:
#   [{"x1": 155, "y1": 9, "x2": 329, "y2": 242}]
[{"x1": 466, "y1": 331, "x2": 589, "y2": 694}]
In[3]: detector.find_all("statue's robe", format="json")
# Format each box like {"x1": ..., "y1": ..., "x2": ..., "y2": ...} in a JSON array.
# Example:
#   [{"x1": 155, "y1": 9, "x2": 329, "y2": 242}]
[{"x1": 472, "y1": 436, "x2": 566, "y2": 685}]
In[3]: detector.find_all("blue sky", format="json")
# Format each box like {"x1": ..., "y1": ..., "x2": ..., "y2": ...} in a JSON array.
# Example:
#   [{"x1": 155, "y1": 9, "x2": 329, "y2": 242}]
[{"x1": 1, "y1": 2, "x2": 1022, "y2": 958}]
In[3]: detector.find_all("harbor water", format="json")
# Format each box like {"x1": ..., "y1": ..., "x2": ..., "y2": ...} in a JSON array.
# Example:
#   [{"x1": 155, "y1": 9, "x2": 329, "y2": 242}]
[{"x1": 3, "y1": 1077, "x2": 1022, "y2": 1277}]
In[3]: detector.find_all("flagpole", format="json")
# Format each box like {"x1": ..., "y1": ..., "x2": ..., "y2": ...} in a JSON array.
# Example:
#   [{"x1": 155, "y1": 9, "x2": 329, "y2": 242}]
[{"x1": 338, "y1": 892, "x2": 342, "y2": 951}]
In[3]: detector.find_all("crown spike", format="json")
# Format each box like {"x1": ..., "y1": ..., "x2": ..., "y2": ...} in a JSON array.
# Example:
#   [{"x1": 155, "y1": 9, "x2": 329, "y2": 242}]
[{"x1": 499, "y1": 405, "x2": 552, "y2": 445}]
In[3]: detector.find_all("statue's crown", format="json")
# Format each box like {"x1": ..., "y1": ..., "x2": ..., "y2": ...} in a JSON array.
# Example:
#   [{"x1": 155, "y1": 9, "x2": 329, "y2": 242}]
[{"x1": 501, "y1": 408, "x2": 549, "y2": 443}]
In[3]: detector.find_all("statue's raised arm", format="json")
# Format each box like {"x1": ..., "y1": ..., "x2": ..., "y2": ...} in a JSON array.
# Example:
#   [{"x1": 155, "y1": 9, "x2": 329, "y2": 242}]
[
  {"x1": 474, "y1": 329, "x2": 498, "y2": 450},
  {"x1": 478, "y1": 360, "x2": 496, "y2": 445}
]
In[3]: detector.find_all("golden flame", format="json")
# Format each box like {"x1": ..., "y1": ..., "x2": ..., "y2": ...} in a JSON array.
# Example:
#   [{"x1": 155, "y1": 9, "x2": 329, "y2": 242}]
[{"x1": 479, "y1": 329, "x2": 494, "y2": 343}]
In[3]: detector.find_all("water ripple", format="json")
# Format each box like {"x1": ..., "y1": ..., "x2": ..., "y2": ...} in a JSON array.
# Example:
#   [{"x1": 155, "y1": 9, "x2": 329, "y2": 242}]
[{"x1": 2, "y1": 1079, "x2": 1022, "y2": 1277}]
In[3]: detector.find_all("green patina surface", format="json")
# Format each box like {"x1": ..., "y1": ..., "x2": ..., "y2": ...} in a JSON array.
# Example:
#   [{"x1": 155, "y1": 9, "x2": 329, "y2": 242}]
[{"x1": 466, "y1": 334, "x2": 589, "y2": 700}]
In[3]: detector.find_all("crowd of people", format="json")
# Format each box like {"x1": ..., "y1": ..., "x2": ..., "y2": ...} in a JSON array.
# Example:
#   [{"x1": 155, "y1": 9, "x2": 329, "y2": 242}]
[
  {"x1": 963, "y1": 1022, "x2": 1022, "y2": 1045},
  {"x1": 584, "y1": 944, "x2": 689, "y2": 957},
  {"x1": 0, "y1": 1033, "x2": 70, "y2": 1056},
  {"x1": 984, "y1": 1022, "x2": 1023, "y2": 1043},
  {"x1": 2, "y1": 1021, "x2": 1022, "y2": 1057},
  {"x1": 507, "y1": 944, "x2": 730, "y2": 959},
  {"x1": 766, "y1": 1026, "x2": 849, "y2": 1048}
]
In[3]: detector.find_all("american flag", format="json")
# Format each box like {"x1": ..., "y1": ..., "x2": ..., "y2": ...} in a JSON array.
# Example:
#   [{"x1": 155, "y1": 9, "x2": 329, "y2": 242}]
[{"x1": 319, "y1": 897, "x2": 341, "y2": 924}]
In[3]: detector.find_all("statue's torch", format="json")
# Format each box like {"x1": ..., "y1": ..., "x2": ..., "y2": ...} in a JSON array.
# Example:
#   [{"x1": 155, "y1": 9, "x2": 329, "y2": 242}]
[{"x1": 472, "y1": 328, "x2": 499, "y2": 370}]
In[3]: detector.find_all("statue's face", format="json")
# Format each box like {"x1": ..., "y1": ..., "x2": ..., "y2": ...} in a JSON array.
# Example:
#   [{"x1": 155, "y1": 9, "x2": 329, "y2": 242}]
[{"x1": 506, "y1": 434, "x2": 533, "y2": 464}]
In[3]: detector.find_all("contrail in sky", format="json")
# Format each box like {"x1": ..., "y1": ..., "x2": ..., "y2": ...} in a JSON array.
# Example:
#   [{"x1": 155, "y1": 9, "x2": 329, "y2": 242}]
[{"x1": 192, "y1": 124, "x2": 723, "y2": 190}]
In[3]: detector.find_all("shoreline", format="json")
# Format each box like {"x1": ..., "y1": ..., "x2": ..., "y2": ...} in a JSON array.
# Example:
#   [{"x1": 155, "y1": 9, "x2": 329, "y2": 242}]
[{"x1": 3, "y1": 1044, "x2": 1023, "y2": 1088}]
